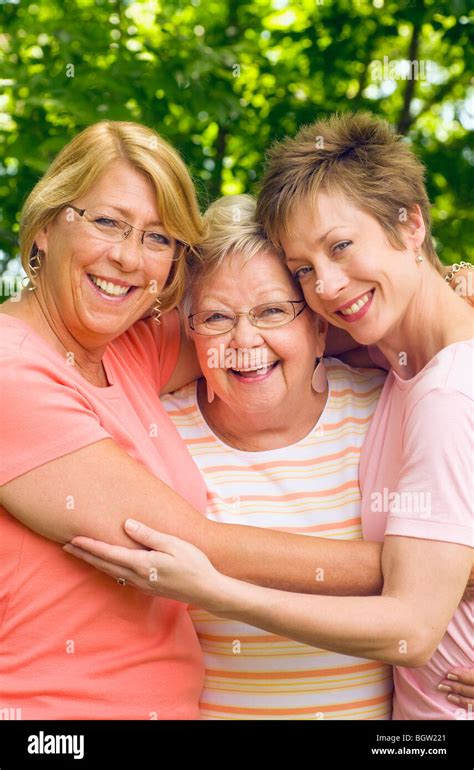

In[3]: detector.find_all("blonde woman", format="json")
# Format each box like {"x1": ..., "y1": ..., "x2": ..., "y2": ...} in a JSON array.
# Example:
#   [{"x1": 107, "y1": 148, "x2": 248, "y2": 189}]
[{"x1": 62, "y1": 117, "x2": 473, "y2": 721}]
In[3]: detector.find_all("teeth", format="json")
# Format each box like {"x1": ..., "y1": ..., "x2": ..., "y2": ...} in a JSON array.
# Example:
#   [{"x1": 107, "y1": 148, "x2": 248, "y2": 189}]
[
  {"x1": 89, "y1": 274, "x2": 130, "y2": 297},
  {"x1": 233, "y1": 363, "x2": 276, "y2": 374},
  {"x1": 340, "y1": 293, "x2": 371, "y2": 316}
]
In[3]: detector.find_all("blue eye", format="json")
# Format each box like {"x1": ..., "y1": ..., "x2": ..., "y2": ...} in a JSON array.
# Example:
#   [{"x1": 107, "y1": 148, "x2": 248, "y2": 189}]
[
  {"x1": 333, "y1": 240, "x2": 352, "y2": 253},
  {"x1": 293, "y1": 266, "x2": 314, "y2": 281},
  {"x1": 205, "y1": 312, "x2": 232, "y2": 323},
  {"x1": 260, "y1": 306, "x2": 285, "y2": 316},
  {"x1": 94, "y1": 217, "x2": 119, "y2": 228},
  {"x1": 146, "y1": 232, "x2": 170, "y2": 245}
]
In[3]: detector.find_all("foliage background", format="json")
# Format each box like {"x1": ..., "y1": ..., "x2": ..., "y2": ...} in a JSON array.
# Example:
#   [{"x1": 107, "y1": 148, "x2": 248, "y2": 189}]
[{"x1": 0, "y1": 0, "x2": 472, "y2": 294}]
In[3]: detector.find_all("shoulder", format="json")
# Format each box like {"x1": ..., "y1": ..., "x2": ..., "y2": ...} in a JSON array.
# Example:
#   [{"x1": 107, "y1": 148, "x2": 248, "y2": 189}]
[
  {"x1": 160, "y1": 380, "x2": 198, "y2": 415},
  {"x1": 0, "y1": 315, "x2": 72, "y2": 387},
  {"x1": 411, "y1": 338, "x2": 473, "y2": 399},
  {"x1": 324, "y1": 356, "x2": 387, "y2": 399},
  {"x1": 0, "y1": 314, "x2": 36, "y2": 359},
  {"x1": 401, "y1": 340, "x2": 474, "y2": 426},
  {"x1": 400, "y1": 348, "x2": 473, "y2": 456},
  {"x1": 109, "y1": 311, "x2": 181, "y2": 390},
  {"x1": 110, "y1": 310, "x2": 180, "y2": 362}
]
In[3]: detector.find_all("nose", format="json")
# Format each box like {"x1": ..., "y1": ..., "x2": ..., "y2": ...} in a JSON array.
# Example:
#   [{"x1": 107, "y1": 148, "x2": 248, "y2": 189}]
[
  {"x1": 228, "y1": 314, "x2": 265, "y2": 350},
  {"x1": 313, "y1": 260, "x2": 349, "y2": 302},
  {"x1": 107, "y1": 231, "x2": 142, "y2": 273}
]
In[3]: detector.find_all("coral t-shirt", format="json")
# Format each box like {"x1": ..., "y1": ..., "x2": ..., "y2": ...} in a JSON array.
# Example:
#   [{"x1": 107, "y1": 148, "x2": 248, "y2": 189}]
[
  {"x1": 0, "y1": 311, "x2": 207, "y2": 720},
  {"x1": 360, "y1": 339, "x2": 474, "y2": 720}
]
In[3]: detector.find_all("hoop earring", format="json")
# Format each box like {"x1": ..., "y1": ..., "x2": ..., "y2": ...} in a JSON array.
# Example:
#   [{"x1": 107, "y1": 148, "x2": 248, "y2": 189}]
[
  {"x1": 312, "y1": 357, "x2": 327, "y2": 394},
  {"x1": 28, "y1": 248, "x2": 43, "y2": 290},
  {"x1": 151, "y1": 297, "x2": 162, "y2": 325}
]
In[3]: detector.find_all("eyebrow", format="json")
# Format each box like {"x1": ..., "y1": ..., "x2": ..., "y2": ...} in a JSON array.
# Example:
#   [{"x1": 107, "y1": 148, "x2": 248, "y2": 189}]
[
  {"x1": 197, "y1": 289, "x2": 299, "y2": 307},
  {"x1": 285, "y1": 225, "x2": 351, "y2": 262},
  {"x1": 96, "y1": 204, "x2": 164, "y2": 229}
]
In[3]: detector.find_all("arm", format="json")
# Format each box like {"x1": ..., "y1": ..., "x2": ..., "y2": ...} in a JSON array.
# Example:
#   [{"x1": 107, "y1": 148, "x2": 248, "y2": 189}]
[
  {"x1": 1, "y1": 438, "x2": 383, "y2": 593},
  {"x1": 208, "y1": 535, "x2": 472, "y2": 667},
  {"x1": 160, "y1": 309, "x2": 202, "y2": 394},
  {"x1": 66, "y1": 525, "x2": 470, "y2": 668}
]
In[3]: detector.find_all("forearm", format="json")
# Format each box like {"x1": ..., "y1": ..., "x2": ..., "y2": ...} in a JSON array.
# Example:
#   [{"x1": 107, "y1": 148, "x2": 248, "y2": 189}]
[
  {"x1": 206, "y1": 522, "x2": 383, "y2": 595},
  {"x1": 207, "y1": 537, "x2": 471, "y2": 668},
  {"x1": 209, "y1": 574, "x2": 425, "y2": 666},
  {"x1": 2, "y1": 437, "x2": 382, "y2": 597},
  {"x1": 2, "y1": 438, "x2": 382, "y2": 599}
]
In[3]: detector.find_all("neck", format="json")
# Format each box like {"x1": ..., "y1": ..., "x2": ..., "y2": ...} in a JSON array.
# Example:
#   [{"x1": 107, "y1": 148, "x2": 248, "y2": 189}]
[
  {"x1": 9, "y1": 289, "x2": 108, "y2": 386},
  {"x1": 197, "y1": 378, "x2": 327, "y2": 451},
  {"x1": 377, "y1": 269, "x2": 473, "y2": 378}
]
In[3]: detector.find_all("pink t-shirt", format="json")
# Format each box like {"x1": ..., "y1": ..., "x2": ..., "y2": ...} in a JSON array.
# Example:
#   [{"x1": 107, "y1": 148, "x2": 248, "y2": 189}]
[
  {"x1": 0, "y1": 312, "x2": 207, "y2": 720},
  {"x1": 360, "y1": 339, "x2": 474, "y2": 720}
]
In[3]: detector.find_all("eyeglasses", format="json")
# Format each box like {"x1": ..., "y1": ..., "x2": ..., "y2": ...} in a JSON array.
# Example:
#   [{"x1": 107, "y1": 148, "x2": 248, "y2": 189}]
[
  {"x1": 188, "y1": 300, "x2": 307, "y2": 336},
  {"x1": 64, "y1": 205, "x2": 180, "y2": 257}
]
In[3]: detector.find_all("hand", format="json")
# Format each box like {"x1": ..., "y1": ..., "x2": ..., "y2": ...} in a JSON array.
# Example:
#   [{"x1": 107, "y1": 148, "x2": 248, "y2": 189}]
[
  {"x1": 63, "y1": 518, "x2": 226, "y2": 609},
  {"x1": 438, "y1": 668, "x2": 474, "y2": 711}
]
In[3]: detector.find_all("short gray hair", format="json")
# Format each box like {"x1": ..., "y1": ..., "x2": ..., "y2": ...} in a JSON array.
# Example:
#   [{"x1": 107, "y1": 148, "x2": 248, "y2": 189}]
[{"x1": 182, "y1": 194, "x2": 282, "y2": 332}]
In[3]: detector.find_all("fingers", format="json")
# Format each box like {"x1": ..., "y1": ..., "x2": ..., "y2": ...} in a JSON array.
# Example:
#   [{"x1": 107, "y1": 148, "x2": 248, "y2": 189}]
[
  {"x1": 63, "y1": 544, "x2": 136, "y2": 583},
  {"x1": 447, "y1": 693, "x2": 474, "y2": 709},
  {"x1": 68, "y1": 536, "x2": 144, "y2": 570},
  {"x1": 438, "y1": 668, "x2": 474, "y2": 708},
  {"x1": 124, "y1": 519, "x2": 182, "y2": 552},
  {"x1": 444, "y1": 667, "x2": 474, "y2": 686}
]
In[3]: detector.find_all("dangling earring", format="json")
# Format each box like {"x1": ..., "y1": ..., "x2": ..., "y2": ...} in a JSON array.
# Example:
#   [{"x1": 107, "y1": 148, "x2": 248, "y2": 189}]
[
  {"x1": 312, "y1": 357, "x2": 327, "y2": 393},
  {"x1": 28, "y1": 248, "x2": 43, "y2": 290},
  {"x1": 415, "y1": 249, "x2": 423, "y2": 263},
  {"x1": 206, "y1": 381, "x2": 215, "y2": 404},
  {"x1": 151, "y1": 297, "x2": 162, "y2": 325}
]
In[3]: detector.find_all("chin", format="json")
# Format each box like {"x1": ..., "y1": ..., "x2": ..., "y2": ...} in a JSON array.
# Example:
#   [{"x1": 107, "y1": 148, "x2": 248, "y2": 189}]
[{"x1": 82, "y1": 313, "x2": 131, "y2": 338}]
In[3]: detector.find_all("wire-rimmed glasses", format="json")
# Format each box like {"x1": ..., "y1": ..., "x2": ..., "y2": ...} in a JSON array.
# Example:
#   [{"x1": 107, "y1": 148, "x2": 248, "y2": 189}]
[
  {"x1": 64, "y1": 204, "x2": 179, "y2": 257},
  {"x1": 188, "y1": 300, "x2": 307, "y2": 335}
]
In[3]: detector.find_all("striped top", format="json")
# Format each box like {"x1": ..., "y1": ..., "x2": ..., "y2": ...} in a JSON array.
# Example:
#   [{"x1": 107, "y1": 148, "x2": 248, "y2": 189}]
[{"x1": 161, "y1": 358, "x2": 393, "y2": 720}]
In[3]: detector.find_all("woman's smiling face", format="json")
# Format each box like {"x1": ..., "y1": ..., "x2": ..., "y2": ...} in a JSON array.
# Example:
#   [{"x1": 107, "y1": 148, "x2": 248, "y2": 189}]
[
  {"x1": 190, "y1": 248, "x2": 326, "y2": 415},
  {"x1": 35, "y1": 161, "x2": 177, "y2": 345},
  {"x1": 281, "y1": 191, "x2": 425, "y2": 347}
]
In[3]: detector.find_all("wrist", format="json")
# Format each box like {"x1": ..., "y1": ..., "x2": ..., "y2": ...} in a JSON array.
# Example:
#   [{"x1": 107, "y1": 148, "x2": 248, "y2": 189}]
[
  {"x1": 205, "y1": 573, "x2": 244, "y2": 617},
  {"x1": 444, "y1": 261, "x2": 473, "y2": 285}
]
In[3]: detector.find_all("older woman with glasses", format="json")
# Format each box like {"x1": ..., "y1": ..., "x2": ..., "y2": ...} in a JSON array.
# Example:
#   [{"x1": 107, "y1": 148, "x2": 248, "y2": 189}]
[{"x1": 163, "y1": 194, "x2": 393, "y2": 719}]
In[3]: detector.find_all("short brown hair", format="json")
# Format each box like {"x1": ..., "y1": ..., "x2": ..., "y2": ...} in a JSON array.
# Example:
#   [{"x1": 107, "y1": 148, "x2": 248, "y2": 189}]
[{"x1": 256, "y1": 111, "x2": 442, "y2": 272}]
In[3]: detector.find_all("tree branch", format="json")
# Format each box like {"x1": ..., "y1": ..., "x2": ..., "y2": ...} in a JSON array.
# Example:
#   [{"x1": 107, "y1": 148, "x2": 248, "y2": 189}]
[{"x1": 397, "y1": 11, "x2": 423, "y2": 135}]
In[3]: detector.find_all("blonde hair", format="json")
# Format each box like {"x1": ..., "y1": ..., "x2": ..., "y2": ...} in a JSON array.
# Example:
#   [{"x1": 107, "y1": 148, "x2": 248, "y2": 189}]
[
  {"x1": 182, "y1": 194, "x2": 284, "y2": 321},
  {"x1": 20, "y1": 120, "x2": 206, "y2": 312},
  {"x1": 256, "y1": 111, "x2": 443, "y2": 272}
]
